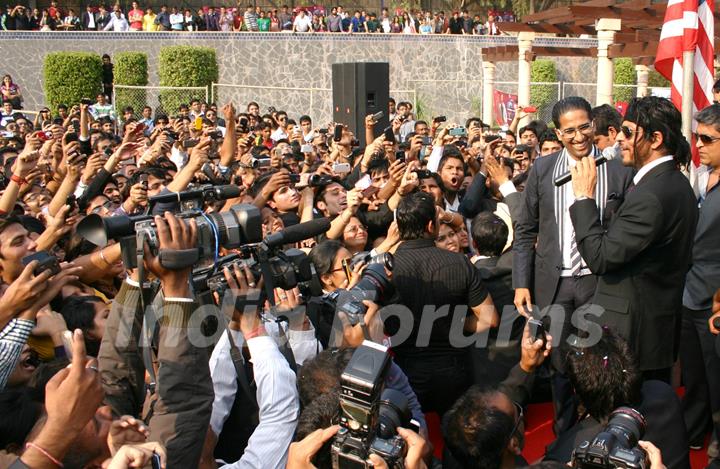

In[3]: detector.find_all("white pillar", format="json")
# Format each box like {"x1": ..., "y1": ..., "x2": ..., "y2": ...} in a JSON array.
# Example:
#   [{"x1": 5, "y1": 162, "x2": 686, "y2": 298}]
[
  {"x1": 595, "y1": 18, "x2": 622, "y2": 106},
  {"x1": 482, "y1": 61, "x2": 496, "y2": 126},
  {"x1": 517, "y1": 32, "x2": 535, "y2": 129},
  {"x1": 635, "y1": 64, "x2": 650, "y2": 97}
]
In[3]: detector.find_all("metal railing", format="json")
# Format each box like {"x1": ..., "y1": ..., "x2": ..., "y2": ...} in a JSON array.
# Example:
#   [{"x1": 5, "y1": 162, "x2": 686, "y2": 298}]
[{"x1": 113, "y1": 85, "x2": 209, "y2": 117}]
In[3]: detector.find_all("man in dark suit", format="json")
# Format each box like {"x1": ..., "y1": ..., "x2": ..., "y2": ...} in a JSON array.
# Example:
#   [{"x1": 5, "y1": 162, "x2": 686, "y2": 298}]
[
  {"x1": 470, "y1": 211, "x2": 523, "y2": 387},
  {"x1": 80, "y1": 5, "x2": 97, "y2": 30},
  {"x1": 544, "y1": 330, "x2": 690, "y2": 469},
  {"x1": 513, "y1": 96, "x2": 634, "y2": 433},
  {"x1": 569, "y1": 96, "x2": 698, "y2": 382},
  {"x1": 95, "y1": 5, "x2": 111, "y2": 30}
]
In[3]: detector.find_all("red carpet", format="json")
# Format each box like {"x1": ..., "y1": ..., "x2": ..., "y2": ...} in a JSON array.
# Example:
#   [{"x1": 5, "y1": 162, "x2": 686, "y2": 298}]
[{"x1": 425, "y1": 401, "x2": 711, "y2": 468}]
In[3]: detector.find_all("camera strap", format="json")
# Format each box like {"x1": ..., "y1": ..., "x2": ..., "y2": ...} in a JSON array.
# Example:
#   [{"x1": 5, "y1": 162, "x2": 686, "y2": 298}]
[
  {"x1": 136, "y1": 230, "x2": 159, "y2": 395},
  {"x1": 226, "y1": 329, "x2": 259, "y2": 412}
]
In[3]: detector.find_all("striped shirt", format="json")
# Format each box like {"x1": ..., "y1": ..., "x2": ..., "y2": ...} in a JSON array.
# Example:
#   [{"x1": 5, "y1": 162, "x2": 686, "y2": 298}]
[{"x1": 0, "y1": 318, "x2": 35, "y2": 390}]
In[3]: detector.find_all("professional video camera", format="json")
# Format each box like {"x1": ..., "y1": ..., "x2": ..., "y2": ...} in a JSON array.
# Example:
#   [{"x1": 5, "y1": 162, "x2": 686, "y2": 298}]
[
  {"x1": 77, "y1": 185, "x2": 263, "y2": 269},
  {"x1": 336, "y1": 253, "x2": 395, "y2": 326},
  {"x1": 191, "y1": 217, "x2": 330, "y2": 307},
  {"x1": 332, "y1": 341, "x2": 419, "y2": 469},
  {"x1": 572, "y1": 407, "x2": 649, "y2": 469}
]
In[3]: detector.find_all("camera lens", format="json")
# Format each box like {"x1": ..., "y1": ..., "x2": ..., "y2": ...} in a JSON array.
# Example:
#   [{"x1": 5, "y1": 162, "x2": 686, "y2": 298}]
[
  {"x1": 376, "y1": 388, "x2": 412, "y2": 440},
  {"x1": 606, "y1": 407, "x2": 646, "y2": 448},
  {"x1": 205, "y1": 204, "x2": 263, "y2": 249}
]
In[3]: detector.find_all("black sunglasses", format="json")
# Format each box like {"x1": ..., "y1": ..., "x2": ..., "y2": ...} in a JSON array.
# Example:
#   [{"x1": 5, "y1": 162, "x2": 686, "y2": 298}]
[
  {"x1": 693, "y1": 132, "x2": 720, "y2": 145},
  {"x1": 621, "y1": 125, "x2": 636, "y2": 139}
]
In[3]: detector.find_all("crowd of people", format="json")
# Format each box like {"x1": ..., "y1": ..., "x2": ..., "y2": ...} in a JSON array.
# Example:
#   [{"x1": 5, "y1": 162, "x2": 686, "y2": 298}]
[
  {"x1": 0, "y1": 66, "x2": 718, "y2": 469},
  {"x1": 0, "y1": 1, "x2": 513, "y2": 34}
]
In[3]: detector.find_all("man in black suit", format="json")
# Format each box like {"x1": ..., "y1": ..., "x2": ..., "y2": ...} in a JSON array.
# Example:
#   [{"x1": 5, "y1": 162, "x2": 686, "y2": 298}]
[
  {"x1": 569, "y1": 96, "x2": 698, "y2": 382},
  {"x1": 544, "y1": 330, "x2": 690, "y2": 469},
  {"x1": 513, "y1": 96, "x2": 634, "y2": 433},
  {"x1": 80, "y1": 5, "x2": 98, "y2": 30},
  {"x1": 470, "y1": 211, "x2": 521, "y2": 387}
]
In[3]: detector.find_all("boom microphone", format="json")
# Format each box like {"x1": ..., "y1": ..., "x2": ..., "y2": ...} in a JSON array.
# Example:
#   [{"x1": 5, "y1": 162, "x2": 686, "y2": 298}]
[
  {"x1": 264, "y1": 217, "x2": 331, "y2": 249},
  {"x1": 553, "y1": 154, "x2": 608, "y2": 187}
]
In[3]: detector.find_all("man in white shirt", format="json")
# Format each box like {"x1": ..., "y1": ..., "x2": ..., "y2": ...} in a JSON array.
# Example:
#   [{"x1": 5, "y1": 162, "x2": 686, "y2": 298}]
[
  {"x1": 292, "y1": 10, "x2": 312, "y2": 32},
  {"x1": 103, "y1": 10, "x2": 129, "y2": 31}
]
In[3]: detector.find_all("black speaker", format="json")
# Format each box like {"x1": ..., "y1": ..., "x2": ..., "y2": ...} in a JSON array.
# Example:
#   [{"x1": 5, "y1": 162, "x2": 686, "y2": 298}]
[{"x1": 332, "y1": 62, "x2": 390, "y2": 146}]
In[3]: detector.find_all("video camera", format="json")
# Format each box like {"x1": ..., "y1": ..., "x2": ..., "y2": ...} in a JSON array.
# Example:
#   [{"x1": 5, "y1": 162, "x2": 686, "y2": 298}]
[
  {"x1": 332, "y1": 341, "x2": 419, "y2": 468},
  {"x1": 572, "y1": 407, "x2": 648, "y2": 469},
  {"x1": 336, "y1": 253, "x2": 394, "y2": 326},
  {"x1": 77, "y1": 185, "x2": 263, "y2": 269},
  {"x1": 191, "y1": 217, "x2": 330, "y2": 308}
]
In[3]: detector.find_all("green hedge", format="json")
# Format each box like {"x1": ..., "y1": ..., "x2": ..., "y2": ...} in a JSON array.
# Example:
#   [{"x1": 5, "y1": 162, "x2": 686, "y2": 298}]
[
  {"x1": 113, "y1": 52, "x2": 149, "y2": 118},
  {"x1": 158, "y1": 46, "x2": 218, "y2": 116},
  {"x1": 43, "y1": 52, "x2": 102, "y2": 113},
  {"x1": 530, "y1": 59, "x2": 557, "y2": 123},
  {"x1": 648, "y1": 69, "x2": 671, "y2": 88},
  {"x1": 613, "y1": 58, "x2": 636, "y2": 103}
]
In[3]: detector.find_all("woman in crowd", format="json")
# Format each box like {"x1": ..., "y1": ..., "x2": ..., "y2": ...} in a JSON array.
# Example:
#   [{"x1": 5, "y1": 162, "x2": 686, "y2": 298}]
[
  {"x1": 1, "y1": 76, "x2": 22, "y2": 109},
  {"x1": 390, "y1": 16, "x2": 402, "y2": 33}
]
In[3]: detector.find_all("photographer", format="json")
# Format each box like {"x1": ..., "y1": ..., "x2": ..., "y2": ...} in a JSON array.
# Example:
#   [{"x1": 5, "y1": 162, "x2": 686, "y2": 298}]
[
  {"x1": 443, "y1": 320, "x2": 552, "y2": 469},
  {"x1": 207, "y1": 264, "x2": 301, "y2": 468},
  {"x1": 98, "y1": 212, "x2": 214, "y2": 468},
  {"x1": 544, "y1": 329, "x2": 690, "y2": 469}
]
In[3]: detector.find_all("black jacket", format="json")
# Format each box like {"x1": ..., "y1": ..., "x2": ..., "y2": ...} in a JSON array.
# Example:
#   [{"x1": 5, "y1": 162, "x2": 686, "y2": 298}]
[
  {"x1": 513, "y1": 152, "x2": 634, "y2": 308},
  {"x1": 570, "y1": 160, "x2": 698, "y2": 370}
]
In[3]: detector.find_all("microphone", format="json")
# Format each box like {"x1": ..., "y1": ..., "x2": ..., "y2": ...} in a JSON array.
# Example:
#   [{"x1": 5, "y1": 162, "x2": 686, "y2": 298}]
[
  {"x1": 264, "y1": 217, "x2": 331, "y2": 249},
  {"x1": 149, "y1": 184, "x2": 242, "y2": 204},
  {"x1": 553, "y1": 154, "x2": 608, "y2": 187}
]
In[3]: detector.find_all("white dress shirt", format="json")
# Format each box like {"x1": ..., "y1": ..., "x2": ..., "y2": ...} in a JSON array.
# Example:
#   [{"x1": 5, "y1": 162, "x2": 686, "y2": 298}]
[
  {"x1": 633, "y1": 155, "x2": 674, "y2": 185},
  {"x1": 210, "y1": 329, "x2": 303, "y2": 469},
  {"x1": 103, "y1": 15, "x2": 129, "y2": 31},
  {"x1": 562, "y1": 157, "x2": 590, "y2": 277}
]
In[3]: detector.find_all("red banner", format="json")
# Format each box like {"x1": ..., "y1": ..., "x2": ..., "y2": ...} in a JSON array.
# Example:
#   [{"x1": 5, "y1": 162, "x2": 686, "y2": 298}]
[{"x1": 493, "y1": 90, "x2": 518, "y2": 127}]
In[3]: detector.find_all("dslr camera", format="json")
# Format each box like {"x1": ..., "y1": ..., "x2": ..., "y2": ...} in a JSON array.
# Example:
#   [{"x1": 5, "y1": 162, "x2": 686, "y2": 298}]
[
  {"x1": 572, "y1": 407, "x2": 649, "y2": 469},
  {"x1": 332, "y1": 341, "x2": 419, "y2": 469}
]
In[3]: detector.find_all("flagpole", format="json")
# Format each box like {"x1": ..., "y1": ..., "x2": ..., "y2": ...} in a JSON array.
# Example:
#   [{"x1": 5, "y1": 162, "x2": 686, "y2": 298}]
[{"x1": 681, "y1": 50, "x2": 695, "y2": 143}]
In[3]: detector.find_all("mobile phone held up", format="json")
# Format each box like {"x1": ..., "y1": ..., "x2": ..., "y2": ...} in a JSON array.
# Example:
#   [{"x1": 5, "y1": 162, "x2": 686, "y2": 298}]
[
  {"x1": 333, "y1": 124, "x2": 343, "y2": 142},
  {"x1": 523, "y1": 106, "x2": 537, "y2": 113}
]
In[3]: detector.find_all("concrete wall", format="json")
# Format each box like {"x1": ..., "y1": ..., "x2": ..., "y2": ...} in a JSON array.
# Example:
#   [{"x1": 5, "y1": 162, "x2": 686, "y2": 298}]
[{"x1": 0, "y1": 31, "x2": 597, "y2": 124}]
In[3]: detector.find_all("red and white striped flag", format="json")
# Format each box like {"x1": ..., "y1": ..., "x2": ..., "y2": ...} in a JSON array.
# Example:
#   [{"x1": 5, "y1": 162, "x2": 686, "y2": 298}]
[{"x1": 654, "y1": 0, "x2": 715, "y2": 167}]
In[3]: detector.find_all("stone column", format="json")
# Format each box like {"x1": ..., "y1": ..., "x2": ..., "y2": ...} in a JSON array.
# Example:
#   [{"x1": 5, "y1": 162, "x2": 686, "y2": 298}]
[
  {"x1": 517, "y1": 32, "x2": 535, "y2": 129},
  {"x1": 482, "y1": 61, "x2": 496, "y2": 126},
  {"x1": 595, "y1": 18, "x2": 622, "y2": 106},
  {"x1": 635, "y1": 64, "x2": 650, "y2": 97}
]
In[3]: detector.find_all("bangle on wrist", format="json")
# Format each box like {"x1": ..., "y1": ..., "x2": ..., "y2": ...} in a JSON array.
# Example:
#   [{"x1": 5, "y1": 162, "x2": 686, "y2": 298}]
[
  {"x1": 10, "y1": 174, "x2": 27, "y2": 185},
  {"x1": 98, "y1": 249, "x2": 111, "y2": 266},
  {"x1": 25, "y1": 442, "x2": 64, "y2": 467}
]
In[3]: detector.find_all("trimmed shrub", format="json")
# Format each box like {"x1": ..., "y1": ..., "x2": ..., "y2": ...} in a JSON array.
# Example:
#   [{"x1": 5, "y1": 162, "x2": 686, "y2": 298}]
[
  {"x1": 158, "y1": 46, "x2": 218, "y2": 116},
  {"x1": 43, "y1": 52, "x2": 102, "y2": 113},
  {"x1": 113, "y1": 52, "x2": 149, "y2": 119},
  {"x1": 530, "y1": 59, "x2": 558, "y2": 123},
  {"x1": 613, "y1": 58, "x2": 636, "y2": 103}
]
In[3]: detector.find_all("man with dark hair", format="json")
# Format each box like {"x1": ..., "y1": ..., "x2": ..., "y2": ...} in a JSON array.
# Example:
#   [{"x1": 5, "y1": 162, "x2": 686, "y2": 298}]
[
  {"x1": 538, "y1": 130, "x2": 562, "y2": 157},
  {"x1": 443, "y1": 322, "x2": 551, "y2": 469},
  {"x1": 514, "y1": 96, "x2": 634, "y2": 434},
  {"x1": 591, "y1": 103, "x2": 623, "y2": 161},
  {"x1": 545, "y1": 330, "x2": 690, "y2": 469},
  {"x1": 389, "y1": 191, "x2": 497, "y2": 415},
  {"x1": 570, "y1": 96, "x2": 698, "y2": 383},
  {"x1": 519, "y1": 124, "x2": 540, "y2": 160},
  {"x1": 713, "y1": 78, "x2": 720, "y2": 104},
  {"x1": 679, "y1": 104, "x2": 720, "y2": 456}
]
